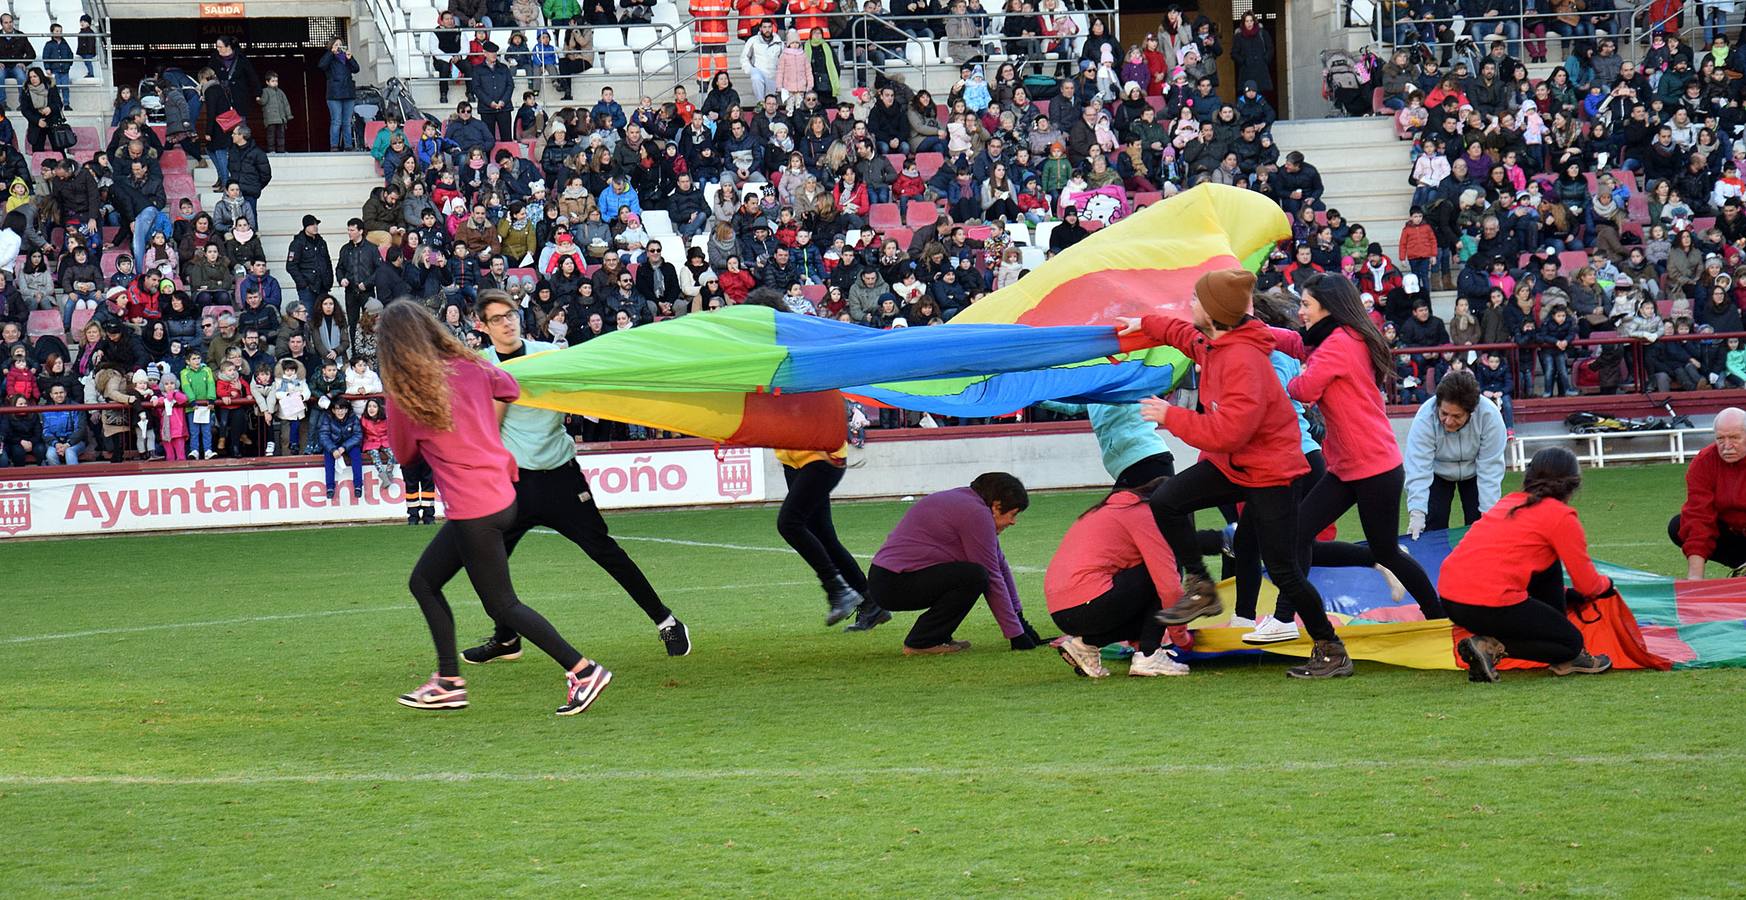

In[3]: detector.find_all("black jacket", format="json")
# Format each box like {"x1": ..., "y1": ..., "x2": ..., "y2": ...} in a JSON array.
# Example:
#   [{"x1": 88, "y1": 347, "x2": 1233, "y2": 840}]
[
  {"x1": 287, "y1": 232, "x2": 334, "y2": 293},
  {"x1": 336, "y1": 238, "x2": 380, "y2": 292},
  {"x1": 229, "y1": 139, "x2": 273, "y2": 198}
]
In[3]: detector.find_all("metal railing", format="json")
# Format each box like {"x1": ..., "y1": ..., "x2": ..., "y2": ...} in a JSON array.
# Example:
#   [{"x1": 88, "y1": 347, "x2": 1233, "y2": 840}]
[
  {"x1": 1354, "y1": 0, "x2": 1705, "y2": 60},
  {"x1": 1387, "y1": 328, "x2": 1746, "y2": 403}
]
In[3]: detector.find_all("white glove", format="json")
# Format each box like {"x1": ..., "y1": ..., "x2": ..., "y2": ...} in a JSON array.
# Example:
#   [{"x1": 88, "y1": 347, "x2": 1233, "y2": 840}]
[
  {"x1": 1408, "y1": 509, "x2": 1426, "y2": 541},
  {"x1": 318, "y1": 396, "x2": 331, "y2": 409}
]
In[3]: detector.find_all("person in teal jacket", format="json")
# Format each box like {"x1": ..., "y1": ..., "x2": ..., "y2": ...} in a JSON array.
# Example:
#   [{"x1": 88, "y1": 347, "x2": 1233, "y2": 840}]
[{"x1": 1037, "y1": 401, "x2": 1174, "y2": 487}]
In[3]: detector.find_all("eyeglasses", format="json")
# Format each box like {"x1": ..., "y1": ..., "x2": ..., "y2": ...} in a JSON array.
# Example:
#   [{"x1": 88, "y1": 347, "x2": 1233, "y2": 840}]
[{"x1": 485, "y1": 313, "x2": 516, "y2": 326}]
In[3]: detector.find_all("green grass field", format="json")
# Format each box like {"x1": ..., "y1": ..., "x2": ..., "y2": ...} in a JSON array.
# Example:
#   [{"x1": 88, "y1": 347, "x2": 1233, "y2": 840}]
[{"x1": 5, "y1": 464, "x2": 1744, "y2": 897}]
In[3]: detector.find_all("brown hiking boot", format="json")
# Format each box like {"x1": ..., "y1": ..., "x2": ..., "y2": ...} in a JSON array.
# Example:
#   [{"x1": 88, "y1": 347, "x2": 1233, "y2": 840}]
[
  {"x1": 1549, "y1": 651, "x2": 1612, "y2": 675},
  {"x1": 1286, "y1": 640, "x2": 1355, "y2": 679},
  {"x1": 1157, "y1": 574, "x2": 1222, "y2": 625},
  {"x1": 1457, "y1": 635, "x2": 1505, "y2": 683},
  {"x1": 903, "y1": 640, "x2": 971, "y2": 656}
]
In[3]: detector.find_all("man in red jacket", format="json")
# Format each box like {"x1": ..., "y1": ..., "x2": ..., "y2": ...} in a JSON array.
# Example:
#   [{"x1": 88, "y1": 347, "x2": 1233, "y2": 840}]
[
  {"x1": 1117, "y1": 268, "x2": 1352, "y2": 679},
  {"x1": 1672, "y1": 407, "x2": 1746, "y2": 578}
]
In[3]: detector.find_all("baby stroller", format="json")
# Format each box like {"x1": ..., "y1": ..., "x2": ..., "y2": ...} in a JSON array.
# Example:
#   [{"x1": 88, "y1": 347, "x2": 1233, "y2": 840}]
[{"x1": 1320, "y1": 47, "x2": 1372, "y2": 117}]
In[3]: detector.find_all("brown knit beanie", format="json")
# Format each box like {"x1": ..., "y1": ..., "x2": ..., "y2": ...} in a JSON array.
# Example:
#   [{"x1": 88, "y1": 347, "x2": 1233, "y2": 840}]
[{"x1": 1196, "y1": 268, "x2": 1256, "y2": 328}]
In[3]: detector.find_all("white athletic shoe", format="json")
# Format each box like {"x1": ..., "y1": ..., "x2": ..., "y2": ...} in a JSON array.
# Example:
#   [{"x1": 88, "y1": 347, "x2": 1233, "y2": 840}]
[
  {"x1": 1375, "y1": 563, "x2": 1407, "y2": 603},
  {"x1": 1241, "y1": 615, "x2": 1301, "y2": 644},
  {"x1": 1227, "y1": 615, "x2": 1257, "y2": 629},
  {"x1": 1128, "y1": 647, "x2": 1190, "y2": 676},
  {"x1": 1056, "y1": 636, "x2": 1110, "y2": 678}
]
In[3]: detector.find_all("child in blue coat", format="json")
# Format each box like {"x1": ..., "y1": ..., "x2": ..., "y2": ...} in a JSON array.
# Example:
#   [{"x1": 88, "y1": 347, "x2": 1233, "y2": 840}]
[{"x1": 316, "y1": 397, "x2": 364, "y2": 499}]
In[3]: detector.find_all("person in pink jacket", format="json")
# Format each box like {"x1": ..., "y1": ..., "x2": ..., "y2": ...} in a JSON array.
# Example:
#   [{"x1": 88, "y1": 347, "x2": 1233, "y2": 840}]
[
  {"x1": 1046, "y1": 478, "x2": 1190, "y2": 678},
  {"x1": 378, "y1": 302, "x2": 612, "y2": 717},
  {"x1": 156, "y1": 370, "x2": 190, "y2": 461},
  {"x1": 1265, "y1": 273, "x2": 1443, "y2": 643}
]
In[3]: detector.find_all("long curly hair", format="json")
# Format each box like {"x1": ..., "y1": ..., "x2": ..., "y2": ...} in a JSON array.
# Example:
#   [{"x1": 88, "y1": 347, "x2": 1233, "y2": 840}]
[{"x1": 376, "y1": 301, "x2": 476, "y2": 431}]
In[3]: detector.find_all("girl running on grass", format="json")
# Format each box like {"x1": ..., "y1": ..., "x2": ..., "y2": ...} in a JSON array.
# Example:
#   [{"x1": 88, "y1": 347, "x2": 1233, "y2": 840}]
[
  {"x1": 377, "y1": 302, "x2": 611, "y2": 716},
  {"x1": 1253, "y1": 273, "x2": 1443, "y2": 645},
  {"x1": 1047, "y1": 477, "x2": 1191, "y2": 679},
  {"x1": 1437, "y1": 446, "x2": 1616, "y2": 682},
  {"x1": 775, "y1": 442, "x2": 876, "y2": 630}
]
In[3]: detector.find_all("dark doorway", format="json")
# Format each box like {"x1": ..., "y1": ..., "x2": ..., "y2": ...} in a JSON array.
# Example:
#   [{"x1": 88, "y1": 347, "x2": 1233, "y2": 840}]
[
  {"x1": 110, "y1": 17, "x2": 344, "y2": 153},
  {"x1": 1115, "y1": 1, "x2": 1285, "y2": 110}
]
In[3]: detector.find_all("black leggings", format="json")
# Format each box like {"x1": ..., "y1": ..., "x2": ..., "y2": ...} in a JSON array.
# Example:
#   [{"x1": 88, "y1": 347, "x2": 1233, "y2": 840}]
[
  {"x1": 408, "y1": 502, "x2": 584, "y2": 677},
  {"x1": 1050, "y1": 565, "x2": 1168, "y2": 654},
  {"x1": 1233, "y1": 450, "x2": 1325, "y2": 620},
  {"x1": 1149, "y1": 459, "x2": 1339, "y2": 642},
  {"x1": 462, "y1": 462, "x2": 671, "y2": 643},
  {"x1": 1443, "y1": 563, "x2": 1583, "y2": 664},
  {"x1": 1426, "y1": 475, "x2": 1480, "y2": 531},
  {"x1": 867, "y1": 562, "x2": 987, "y2": 648},
  {"x1": 1114, "y1": 452, "x2": 1175, "y2": 488},
  {"x1": 1666, "y1": 514, "x2": 1746, "y2": 569},
  {"x1": 778, "y1": 461, "x2": 868, "y2": 593},
  {"x1": 1292, "y1": 465, "x2": 1445, "y2": 619}
]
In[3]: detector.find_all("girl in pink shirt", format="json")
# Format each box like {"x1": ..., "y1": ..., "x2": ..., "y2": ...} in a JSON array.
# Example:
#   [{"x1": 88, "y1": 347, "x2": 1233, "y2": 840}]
[{"x1": 377, "y1": 302, "x2": 612, "y2": 716}]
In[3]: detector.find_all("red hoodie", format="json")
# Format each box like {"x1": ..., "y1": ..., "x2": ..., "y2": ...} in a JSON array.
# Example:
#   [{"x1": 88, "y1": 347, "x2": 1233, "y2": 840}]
[
  {"x1": 1677, "y1": 443, "x2": 1746, "y2": 560},
  {"x1": 1439, "y1": 493, "x2": 1610, "y2": 607},
  {"x1": 1287, "y1": 324, "x2": 1401, "y2": 481},
  {"x1": 1141, "y1": 315, "x2": 1308, "y2": 488}
]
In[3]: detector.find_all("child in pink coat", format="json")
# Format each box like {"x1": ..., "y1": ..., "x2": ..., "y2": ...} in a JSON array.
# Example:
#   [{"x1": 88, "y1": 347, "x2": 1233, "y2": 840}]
[
  {"x1": 776, "y1": 30, "x2": 812, "y2": 108},
  {"x1": 156, "y1": 370, "x2": 190, "y2": 460}
]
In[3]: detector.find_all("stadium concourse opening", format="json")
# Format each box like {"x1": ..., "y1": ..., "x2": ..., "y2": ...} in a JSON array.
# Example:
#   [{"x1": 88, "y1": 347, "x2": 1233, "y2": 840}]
[
  {"x1": 1114, "y1": 0, "x2": 1288, "y2": 110},
  {"x1": 110, "y1": 16, "x2": 345, "y2": 153}
]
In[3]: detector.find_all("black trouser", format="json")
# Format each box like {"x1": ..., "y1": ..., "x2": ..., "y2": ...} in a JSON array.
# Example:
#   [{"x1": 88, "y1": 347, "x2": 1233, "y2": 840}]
[
  {"x1": 1666, "y1": 514, "x2": 1746, "y2": 569},
  {"x1": 440, "y1": 462, "x2": 673, "y2": 643},
  {"x1": 1114, "y1": 452, "x2": 1175, "y2": 489},
  {"x1": 1233, "y1": 449, "x2": 1325, "y2": 620},
  {"x1": 1050, "y1": 565, "x2": 1168, "y2": 654},
  {"x1": 1148, "y1": 459, "x2": 1339, "y2": 642},
  {"x1": 408, "y1": 502, "x2": 584, "y2": 677},
  {"x1": 778, "y1": 461, "x2": 867, "y2": 593},
  {"x1": 1443, "y1": 563, "x2": 1583, "y2": 664},
  {"x1": 1292, "y1": 465, "x2": 1445, "y2": 619},
  {"x1": 867, "y1": 562, "x2": 987, "y2": 648},
  {"x1": 1426, "y1": 474, "x2": 1480, "y2": 531},
  {"x1": 482, "y1": 107, "x2": 513, "y2": 142}
]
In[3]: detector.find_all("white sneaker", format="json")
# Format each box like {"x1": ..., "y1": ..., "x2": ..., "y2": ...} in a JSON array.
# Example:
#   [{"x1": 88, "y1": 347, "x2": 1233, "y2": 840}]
[
  {"x1": 1241, "y1": 615, "x2": 1301, "y2": 644},
  {"x1": 1056, "y1": 636, "x2": 1110, "y2": 678},
  {"x1": 1227, "y1": 615, "x2": 1257, "y2": 629},
  {"x1": 265, "y1": 441, "x2": 275, "y2": 456},
  {"x1": 1129, "y1": 647, "x2": 1190, "y2": 676},
  {"x1": 1375, "y1": 563, "x2": 1407, "y2": 603},
  {"x1": 202, "y1": 450, "x2": 216, "y2": 460}
]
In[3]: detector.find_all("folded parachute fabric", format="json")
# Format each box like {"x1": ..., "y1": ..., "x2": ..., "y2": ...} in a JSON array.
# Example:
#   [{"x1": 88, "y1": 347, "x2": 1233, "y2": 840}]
[{"x1": 500, "y1": 183, "x2": 1292, "y2": 448}]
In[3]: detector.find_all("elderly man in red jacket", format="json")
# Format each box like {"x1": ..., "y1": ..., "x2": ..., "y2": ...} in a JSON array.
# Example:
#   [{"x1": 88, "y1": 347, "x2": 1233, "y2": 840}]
[
  {"x1": 1672, "y1": 407, "x2": 1746, "y2": 578},
  {"x1": 1117, "y1": 268, "x2": 1352, "y2": 679}
]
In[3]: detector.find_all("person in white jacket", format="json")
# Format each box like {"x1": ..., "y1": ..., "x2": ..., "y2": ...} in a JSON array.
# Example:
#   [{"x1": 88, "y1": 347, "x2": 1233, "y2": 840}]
[
  {"x1": 740, "y1": 19, "x2": 784, "y2": 102},
  {"x1": 1404, "y1": 370, "x2": 1507, "y2": 538},
  {"x1": 345, "y1": 354, "x2": 383, "y2": 415}
]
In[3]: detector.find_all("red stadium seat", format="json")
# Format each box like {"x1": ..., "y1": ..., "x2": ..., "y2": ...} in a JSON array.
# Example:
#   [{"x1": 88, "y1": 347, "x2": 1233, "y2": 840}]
[
  {"x1": 160, "y1": 148, "x2": 188, "y2": 171},
  {"x1": 493, "y1": 141, "x2": 525, "y2": 159},
  {"x1": 1558, "y1": 250, "x2": 1589, "y2": 272},
  {"x1": 1034, "y1": 99, "x2": 1049, "y2": 116},
  {"x1": 868, "y1": 202, "x2": 903, "y2": 229},
  {"x1": 1131, "y1": 191, "x2": 1163, "y2": 207},
  {"x1": 904, "y1": 199, "x2": 937, "y2": 228},
  {"x1": 26, "y1": 309, "x2": 61, "y2": 338},
  {"x1": 885, "y1": 153, "x2": 905, "y2": 173},
  {"x1": 1611, "y1": 168, "x2": 1638, "y2": 194},
  {"x1": 71, "y1": 126, "x2": 99, "y2": 149},
  {"x1": 914, "y1": 152, "x2": 944, "y2": 178},
  {"x1": 201, "y1": 304, "x2": 234, "y2": 322},
  {"x1": 800, "y1": 284, "x2": 826, "y2": 303},
  {"x1": 887, "y1": 226, "x2": 914, "y2": 250},
  {"x1": 1627, "y1": 193, "x2": 1649, "y2": 222},
  {"x1": 405, "y1": 118, "x2": 426, "y2": 142},
  {"x1": 364, "y1": 121, "x2": 385, "y2": 148},
  {"x1": 69, "y1": 306, "x2": 95, "y2": 336},
  {"x1": 1693, "y1": 216, "x2": 1717, "y2": 233}
]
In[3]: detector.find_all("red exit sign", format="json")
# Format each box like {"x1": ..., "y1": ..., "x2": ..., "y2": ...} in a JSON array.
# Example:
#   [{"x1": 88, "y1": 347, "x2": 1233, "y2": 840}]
[{"x1": 199, "y1": 1, "x2": 246, "y2": 16}]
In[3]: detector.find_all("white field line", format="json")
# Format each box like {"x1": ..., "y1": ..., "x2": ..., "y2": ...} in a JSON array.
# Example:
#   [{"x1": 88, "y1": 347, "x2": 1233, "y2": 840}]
[
  {"x1": 2, "y1": 751, "x2": 1739, "y2": 787},
  {"x1": 0, "y1": 581, "x2": 810, "y2": 645},
  {"x1": 579, "y1": 531, "x2": 1045, "y2": 573}
]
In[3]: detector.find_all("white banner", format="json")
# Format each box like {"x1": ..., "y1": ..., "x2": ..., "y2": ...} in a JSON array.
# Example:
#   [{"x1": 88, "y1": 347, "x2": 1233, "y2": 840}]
[{"x1": 0, "y1": 447, "x2": 765, "y2": 539}]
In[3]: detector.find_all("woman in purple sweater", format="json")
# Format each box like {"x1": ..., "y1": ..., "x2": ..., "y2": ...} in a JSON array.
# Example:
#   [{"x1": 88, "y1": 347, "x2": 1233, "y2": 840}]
[{"x1": 379, "y1": 302, "x2": 612, "y2": 716}]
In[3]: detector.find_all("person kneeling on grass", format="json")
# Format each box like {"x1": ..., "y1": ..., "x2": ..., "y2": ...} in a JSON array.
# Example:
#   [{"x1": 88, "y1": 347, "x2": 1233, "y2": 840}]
[
  {"x1": 1047, "y1": 477, "x2": 1191, "y2": 678},
  {"x1": 1669, "y1": 406, "x2": 1746, "y2": 578},
  {"x1": 863, "y1": 472, "x2": 1051, "y2": 655},
  {"x1": 1437, "y1": 446, "x2": 1617, "y2": 683}
]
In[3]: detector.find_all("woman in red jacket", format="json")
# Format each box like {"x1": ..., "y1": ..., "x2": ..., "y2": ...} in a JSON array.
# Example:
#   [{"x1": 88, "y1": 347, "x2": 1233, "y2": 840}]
[
  {"x1": 1117, "y1": 268, "x2": 1352, "y2": 679},
  {"x1": 1047, "y1": 478, "x2": 1189, "y2": 678},
  {"x1": 1439, "y1": 447, "x2": 1615, "y2": 682},
  {"x1": 1265, "y1": 273, "x2": 1442, "y2": 644}
]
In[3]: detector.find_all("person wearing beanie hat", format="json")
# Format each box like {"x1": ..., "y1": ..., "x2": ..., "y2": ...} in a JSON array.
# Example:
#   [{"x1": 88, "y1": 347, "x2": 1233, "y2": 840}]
[
  {"x1": 1278, "y1": 273, "x2": 1445, "y2": 637},
  {"x1": 1115, "y1": 269, "x2": 1352, "y2": 678}
]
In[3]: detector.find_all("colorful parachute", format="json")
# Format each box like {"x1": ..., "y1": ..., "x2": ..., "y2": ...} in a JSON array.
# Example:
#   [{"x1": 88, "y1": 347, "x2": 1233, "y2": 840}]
[
  {"x1": 1183, "y1": 528, "x2": 1746, "y2": 672},
  {"x1": 502, "y1": 184, "x2": 1291, "y2": 448}
]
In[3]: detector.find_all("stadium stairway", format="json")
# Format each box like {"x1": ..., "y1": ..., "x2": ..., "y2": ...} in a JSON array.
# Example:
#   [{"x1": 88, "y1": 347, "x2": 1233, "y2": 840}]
[
  {"x1": 1271, "y1": 116, "x2": 1415, "y2": 259},
  {"x1": 203, "y1": 152, "x2": 380, "y2": 288}
]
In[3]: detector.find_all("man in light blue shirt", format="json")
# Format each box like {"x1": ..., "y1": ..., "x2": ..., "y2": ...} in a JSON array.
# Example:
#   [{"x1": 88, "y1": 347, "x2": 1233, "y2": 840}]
[{"x1": 424, "y1": 290, "x2": 690, "y2": 662}]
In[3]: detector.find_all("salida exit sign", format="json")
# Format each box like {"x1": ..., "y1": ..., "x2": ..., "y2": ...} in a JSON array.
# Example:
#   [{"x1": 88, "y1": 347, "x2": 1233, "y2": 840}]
[{"x1": 199, "y1": 1, "x2": 245, "y2": 16}]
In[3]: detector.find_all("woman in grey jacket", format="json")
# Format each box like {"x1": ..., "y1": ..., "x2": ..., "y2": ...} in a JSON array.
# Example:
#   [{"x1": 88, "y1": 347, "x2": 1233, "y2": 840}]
[{"x1": 1403, "y1": 370, "x2": 1507, "y2": 538}]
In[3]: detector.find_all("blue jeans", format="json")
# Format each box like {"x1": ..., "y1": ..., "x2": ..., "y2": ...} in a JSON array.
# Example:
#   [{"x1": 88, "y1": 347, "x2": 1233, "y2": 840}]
[
  {"x1": 52, "y1": 70, "x2": 69, "y2": 106},
  {"x1": 131, "y1": 205, "x2": 161, "y2": 266},
  {"x1": 2, "y1": 65, "x2": 24, "y2": 104},
  {"x1": 868, "y1": 185, "x2": 891, "y2": 204},
  {"x1": 46, "y1": 441, "x2": 84, "y2": 465},
  {"x1": 1476, "y1": 20, "x2": 1521, "y2": 53},
  {"x1": 675, "y1": 209, "x2": 708, "y2": 239},
  {"x1": 78, "y1": 53, "x2": 94, "y2": 78},
  {"x1": 324, "y1": 444, "x2": 364, "y2": 494},
  {"x1": 1408, "y1": 257, "x2": 1431, "y2": 289},
  {"x1": 211, "y1": 147, "x2": 230, "y2": 186},
  {"x1": 327, "y1": 98, "x2": 356, "y2": 150},
  {"x1": 914, "y1": 135, "x2": 948, "y2": 155},
  {"x1": 187, "y1": 414, "x2": 213, "y2": 455}
]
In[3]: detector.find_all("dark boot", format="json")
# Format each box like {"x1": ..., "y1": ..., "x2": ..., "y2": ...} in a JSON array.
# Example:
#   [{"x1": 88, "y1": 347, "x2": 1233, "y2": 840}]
[
  {"x1": 843, "y1": 602, "x2": 891, "y2": 632},
  {"x1": 823, "y1": 574, "x2": 864, "y2": 626},
  {"x1": 421, "y1": 505, "x2": 435, "y2": 525},
  {"x1": 1287, "y1": 640, "x2": 1355, "y2": 679},
  {"x1": 1156, "y1": 573, "x2": 1222, "y2": 625},
  {"x1": 1549, "y1": 650, "x2": 1612, "y2": 675},
  {"x1": 1457, "y1": 635, "x2": 1505, "y2": 682}
]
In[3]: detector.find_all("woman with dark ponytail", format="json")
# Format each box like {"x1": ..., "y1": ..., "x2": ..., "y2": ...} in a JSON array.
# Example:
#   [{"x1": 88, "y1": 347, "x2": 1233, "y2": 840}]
[
  {"x1": 1436, "y1": 447, "x2": 1617, "y2": 682},
  {"x1": 1242, "y1": 272, "x2": 1443, "y2": 645}
]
